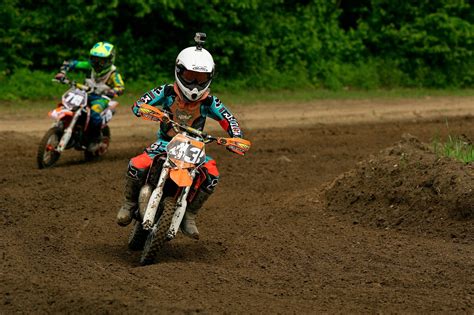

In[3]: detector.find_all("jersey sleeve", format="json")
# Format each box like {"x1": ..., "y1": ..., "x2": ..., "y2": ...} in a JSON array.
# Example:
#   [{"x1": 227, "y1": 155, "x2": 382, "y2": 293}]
[
  {"x1": 131, "y1": 84, "x2": 169, "y2": 117},
  {"x1": 61, "y1": 60, "x2": 91, "y2": 72},
  {"x1": 108, "y1": 71, "x2": 125, "y2": 96},
  {"x1": 206, "y1": 96, "x2": 243, "y2": 138}
]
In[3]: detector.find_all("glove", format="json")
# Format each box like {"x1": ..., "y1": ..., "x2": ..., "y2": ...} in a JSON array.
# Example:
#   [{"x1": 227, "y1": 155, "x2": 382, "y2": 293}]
[
  {"x1": 219, "y1": 137, "x2": 250, "y2": 156},
  {"x1": 54, "y1": 72, "x2": 66, "y2": 82},
  {"x1": 134, "y1": 103, "x2": 142, "y2": 117},
  {"x1": 105, "y1": 89, "x2": 117, "y2": 98}
]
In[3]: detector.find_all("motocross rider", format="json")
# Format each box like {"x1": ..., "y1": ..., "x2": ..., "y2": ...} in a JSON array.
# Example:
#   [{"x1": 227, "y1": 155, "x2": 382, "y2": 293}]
[
  {"x1": 116, "y1": 34, "x2": 245, "y2": 240},
  {"x1": 54, "y1": 41, "x2": 125, "y2": 151}
]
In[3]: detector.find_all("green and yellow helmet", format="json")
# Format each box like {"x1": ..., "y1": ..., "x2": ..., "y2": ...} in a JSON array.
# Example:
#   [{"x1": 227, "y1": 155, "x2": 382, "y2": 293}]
[{"x1": 89, "y1": 41, "x2": 115, "y2": 74}]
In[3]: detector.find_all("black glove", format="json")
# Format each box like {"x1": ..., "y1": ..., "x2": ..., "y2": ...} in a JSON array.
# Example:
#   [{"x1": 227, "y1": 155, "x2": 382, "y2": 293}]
[{"x1": 105, "y1": 89, "x2": 117, "y2": 98}]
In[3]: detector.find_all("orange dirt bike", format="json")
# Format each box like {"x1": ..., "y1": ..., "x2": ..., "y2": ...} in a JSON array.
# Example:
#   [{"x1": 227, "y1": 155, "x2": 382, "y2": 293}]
[
  {"x1": 127, "y1": 104, "x2": 251, "y2": 265},
  {"x1": 37, "y1": 77, "x2": 118, "y2": 169}
]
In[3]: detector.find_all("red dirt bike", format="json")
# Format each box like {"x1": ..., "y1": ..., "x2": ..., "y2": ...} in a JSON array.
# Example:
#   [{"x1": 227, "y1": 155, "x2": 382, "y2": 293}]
[
  {"x1": 127, "y1": 104, "x2": 251, "y2": 265},
  {"x1": 37, "y1": 77, "x2": 118, "y2": 169}
]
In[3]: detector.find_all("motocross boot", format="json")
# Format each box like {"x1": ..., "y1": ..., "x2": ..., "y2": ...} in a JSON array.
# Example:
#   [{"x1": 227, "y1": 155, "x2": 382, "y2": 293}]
[
  {"x1": 116, "y1": 175, "x2": 142, "y2": 226},
  {"x1": 87, "y1": 141, "x2": 100, "y2": 153},
  {"x1": 181, "y1": 188, "x2": 212, "y2": 240}
]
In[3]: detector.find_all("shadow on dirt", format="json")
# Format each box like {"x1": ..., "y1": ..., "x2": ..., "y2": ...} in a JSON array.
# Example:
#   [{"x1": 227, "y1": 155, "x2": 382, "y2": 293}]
[{"x1": 89, "y1": 238, "x2": 228, "y2": 267}]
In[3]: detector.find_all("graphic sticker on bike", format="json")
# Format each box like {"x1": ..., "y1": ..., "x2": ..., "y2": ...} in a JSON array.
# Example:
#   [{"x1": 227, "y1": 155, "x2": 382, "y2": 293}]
[{"x1": 167, "y1": 136, "x2": 206, "y2": 164}]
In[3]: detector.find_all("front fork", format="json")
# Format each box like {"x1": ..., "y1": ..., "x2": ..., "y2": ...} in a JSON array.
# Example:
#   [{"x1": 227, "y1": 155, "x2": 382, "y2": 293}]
[
  {"x1": 56, "y1": 109, "x2": 82, "y2": 152},
  {"x1": 166, "y1": 184, "x2": 193, "y2": 240},
  {"x1": 142, "y1": 165, "x2": 170, "y2": 230},
  {"x1": 141, "y1": 162, "x2": 197, "y2": 240}
]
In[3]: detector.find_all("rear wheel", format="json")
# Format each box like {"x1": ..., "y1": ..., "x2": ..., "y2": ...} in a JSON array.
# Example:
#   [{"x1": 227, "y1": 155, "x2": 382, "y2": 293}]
[
  {"x1": 37, "y1": 127, "x2": 62, "y2": 169},
  {"x1": 84, "y1": 126, "x2": 111, "y2": 161},
  {"x1": 128, "y1": 220, "x2": 147, "y2": 251},
  {"x1": 140, "y1": 197, "x2": 175, "y2": 265}
]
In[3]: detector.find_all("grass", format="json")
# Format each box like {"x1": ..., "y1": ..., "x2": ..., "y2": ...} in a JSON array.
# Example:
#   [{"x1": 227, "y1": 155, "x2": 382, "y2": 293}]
[
  {"x1": 1, "y1": 69, "x2": 474, "y2": 114},
  {"x1": 433, "y1": 134, "x2": 474, "y2": 163},
  {"x1": 214, "y1": 87, "x2": 474, "y2": 104},
  {"x1": 2, "y1": 84, "x2": 474, "y2": 114}
]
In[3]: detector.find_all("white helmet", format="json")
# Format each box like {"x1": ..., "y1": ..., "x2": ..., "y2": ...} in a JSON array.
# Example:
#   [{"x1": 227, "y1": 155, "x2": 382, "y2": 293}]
[{"x1": 175, "y1": 44, "x2": 215, "y2": 102}]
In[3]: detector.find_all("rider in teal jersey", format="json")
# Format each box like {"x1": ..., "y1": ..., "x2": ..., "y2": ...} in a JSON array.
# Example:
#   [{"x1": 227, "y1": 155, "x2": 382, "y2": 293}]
[{"x1": 116, "y1": 35, "x2": 245, "y2": 240}]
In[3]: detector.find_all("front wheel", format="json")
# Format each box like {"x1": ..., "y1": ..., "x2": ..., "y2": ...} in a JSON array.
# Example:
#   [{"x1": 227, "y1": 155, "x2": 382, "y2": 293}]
[
  {"x1": 140, "y1": 197, "x2": 175, "y2": 265},
  {"x1": 37, "y1": 127, "x2": 63, "y2": 169}
]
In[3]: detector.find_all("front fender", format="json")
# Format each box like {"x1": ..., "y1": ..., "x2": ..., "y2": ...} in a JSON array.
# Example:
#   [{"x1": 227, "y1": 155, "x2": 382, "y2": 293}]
[
  {"x1": 170, "y1": 168, "x2": 193, "y2": 187},
  {"x1": 49, "y1": 107, "x2": 73, "y2": 121}
]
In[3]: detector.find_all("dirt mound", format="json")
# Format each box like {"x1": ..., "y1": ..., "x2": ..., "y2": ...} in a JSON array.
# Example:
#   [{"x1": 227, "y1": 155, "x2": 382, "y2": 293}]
[{"x1": 324, "y1": 134, "x2": 473, "y2": 241}]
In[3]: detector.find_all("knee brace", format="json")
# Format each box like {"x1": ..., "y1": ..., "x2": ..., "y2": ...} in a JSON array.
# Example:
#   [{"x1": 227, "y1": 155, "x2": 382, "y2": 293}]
[
  {"x1": 203, "y1": 173, "x2": 219, "y2": 193},
  {"x1": 202, "y1": 160, "x2": 219, "y2": 192},
  {"x1": 127, "y1": 161, "x2": 148, "y2": 181}
]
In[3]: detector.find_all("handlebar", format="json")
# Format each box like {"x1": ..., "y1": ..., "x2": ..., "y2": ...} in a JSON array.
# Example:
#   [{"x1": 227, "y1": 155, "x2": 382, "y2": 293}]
[
  {"x1": 138, "y1": 103, "x2": 251, "y2": 155},
  {"x1": 52, "y1": 77, "x2": 90, "y2": 91},
  {"x1": 52, "y1": 77, "x2": 111, "y2": 101}
]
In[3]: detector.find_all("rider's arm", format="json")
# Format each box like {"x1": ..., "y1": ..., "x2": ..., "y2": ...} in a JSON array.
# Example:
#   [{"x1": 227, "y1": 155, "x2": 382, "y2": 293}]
[
  {"x1": 205, "y1": 96, "x2": 244, "y2": 138},
  {"x1": 60, "y1": 60, "x2": 91, "y2": 73},
  {"x1": 107, "y1": 71, "x2": 125, "y2": 97},
  {"x1": 131, "y1": 84, "x2": 173, "y2": 117}
]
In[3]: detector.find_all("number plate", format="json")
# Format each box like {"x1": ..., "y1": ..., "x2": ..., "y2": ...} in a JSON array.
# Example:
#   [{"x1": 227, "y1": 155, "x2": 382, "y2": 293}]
[
  {"x1": 62, "y1": 88, "x2": 87, "y2": 109},
  {"x1": 167, "y1": 134, "x2": 206, "y2": 165}
]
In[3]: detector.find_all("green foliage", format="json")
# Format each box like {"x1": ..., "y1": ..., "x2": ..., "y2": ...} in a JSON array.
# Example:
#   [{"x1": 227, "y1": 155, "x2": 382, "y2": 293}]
[
  {"x1": 356, "y1": 0, "x2": 473, "y2": 87},
  {"x1": 0, "y1": 0, "x2": 472, "y2": 90},
  {"x1": 0, "y1": 69, "x2": 63, "y2": 100},
  {"x1": 2, "y1": 69, "x2": 473, "y2": 103},
  {"x1": 433, "y1": 135, "x2": 474, "y2": 163}
]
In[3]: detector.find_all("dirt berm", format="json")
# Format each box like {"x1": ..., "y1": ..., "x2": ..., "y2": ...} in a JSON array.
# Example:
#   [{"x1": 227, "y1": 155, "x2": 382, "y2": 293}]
[{"x1": 324, "y1": 134, "x2": 473, "y2": 242}]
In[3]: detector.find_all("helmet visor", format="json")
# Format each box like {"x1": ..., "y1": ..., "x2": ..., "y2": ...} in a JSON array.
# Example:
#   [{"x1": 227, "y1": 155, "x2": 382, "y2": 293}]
[
  {"x1": 90, "y1": 56, "x2": 110, "y2": 72},
  {"x1": 178, "y1": 67, "x2": 212, "y2": 86}
]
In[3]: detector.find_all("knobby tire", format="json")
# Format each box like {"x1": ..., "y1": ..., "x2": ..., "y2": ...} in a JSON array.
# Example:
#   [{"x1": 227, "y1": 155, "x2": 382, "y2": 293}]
[{"x1": 140, "y1": 197, "x2": 175, "y2": 265}]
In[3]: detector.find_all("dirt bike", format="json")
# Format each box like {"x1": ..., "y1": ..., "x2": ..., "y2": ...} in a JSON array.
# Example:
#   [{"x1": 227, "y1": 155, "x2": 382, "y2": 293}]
[
  {"x1": 37, "y1": 77, "x2": 118, "y2": 169},
  {"x1": 127, "y1": 104, "x2": 251, "y2": 265}
]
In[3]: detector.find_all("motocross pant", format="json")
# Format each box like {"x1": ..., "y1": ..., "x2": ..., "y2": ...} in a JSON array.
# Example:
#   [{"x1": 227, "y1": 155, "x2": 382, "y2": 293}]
[
  {"x1": 127, "y1": 139, "x2": 219, "y2": 208},
  {"x1": 88, "y1": 95, "x2": 109, "y2": 141}
]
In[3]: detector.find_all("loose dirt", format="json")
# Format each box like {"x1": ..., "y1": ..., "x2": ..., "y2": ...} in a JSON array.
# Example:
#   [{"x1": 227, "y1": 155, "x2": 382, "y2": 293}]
[{"x1": 1, "y1": 97, "x2": 473, "y2": 313}]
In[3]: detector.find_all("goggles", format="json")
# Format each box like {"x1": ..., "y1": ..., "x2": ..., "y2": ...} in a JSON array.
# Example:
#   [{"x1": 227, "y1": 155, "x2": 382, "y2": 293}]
[
  {"x1": 177, "y1": 65, "x2": 212, "y2": 86},
  {"x1": 90, "y1": 56, "x2": 109, "y2": 68}
]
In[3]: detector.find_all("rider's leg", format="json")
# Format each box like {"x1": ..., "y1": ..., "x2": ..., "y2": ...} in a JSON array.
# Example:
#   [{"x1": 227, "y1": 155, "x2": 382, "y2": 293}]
[
  {"x1": 87, "y1": 98, "x2": 108, "y2": 152},
  {"x1": 181, "y1": 158, "x2": 219, "y2": 239},
  {"x1": 116, "y1": 141, "x2": 167, "y2": 226}
]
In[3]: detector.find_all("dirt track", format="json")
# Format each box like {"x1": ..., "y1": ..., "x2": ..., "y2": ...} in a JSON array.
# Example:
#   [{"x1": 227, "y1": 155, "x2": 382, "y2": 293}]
[{"x1": 1, "y1": 97, "x2": 473, "y2": 313}]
